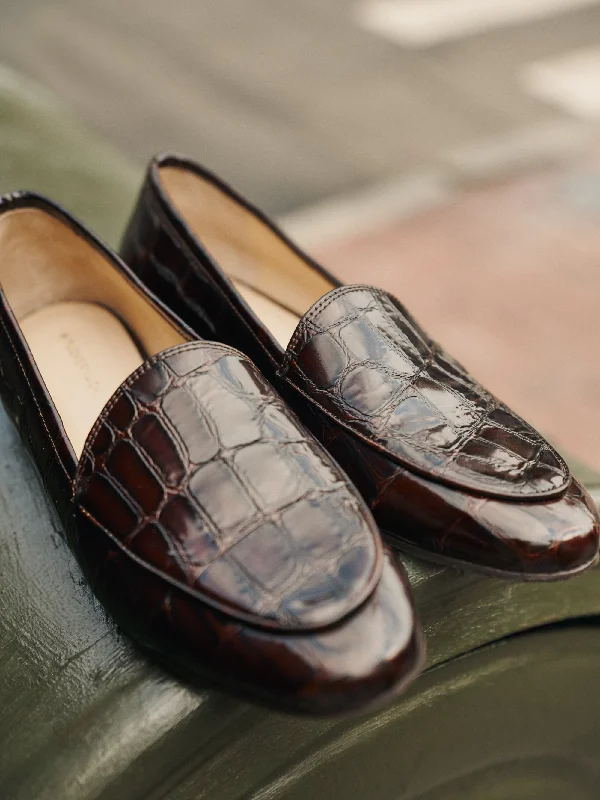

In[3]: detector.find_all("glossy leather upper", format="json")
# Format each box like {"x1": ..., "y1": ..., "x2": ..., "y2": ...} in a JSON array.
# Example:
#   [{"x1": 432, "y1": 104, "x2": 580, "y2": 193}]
[
  {"x1": 75, "y1": 341, "x2": 382, "y2": 632},
  {"x1": 0, "y1": 191, "x2": 422, "y2": 715},
  {"x1": 283, "y1": 285, "x2": 569, "y2": 500},
  {"x1": 119, "y1": 155, "x2": 600, "y2": 579}
]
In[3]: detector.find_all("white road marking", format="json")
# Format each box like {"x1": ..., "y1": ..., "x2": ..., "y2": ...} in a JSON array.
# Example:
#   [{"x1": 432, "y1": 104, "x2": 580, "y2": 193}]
[
  {"x1": 522, "y1": 47, "x2": 600, "y2": 118},
  {"x1": 355, "y1": 0, "x2": 600, "y2": 47}
]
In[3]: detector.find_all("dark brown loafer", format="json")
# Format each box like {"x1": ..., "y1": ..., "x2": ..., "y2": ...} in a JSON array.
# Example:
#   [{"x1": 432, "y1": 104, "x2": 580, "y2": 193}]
[
  {"x1": 0, "y1": 191, "x2": 423, "y2": 716},
  {"x1": 120, "y1": 154, "x2": 600, "y2": 581}
]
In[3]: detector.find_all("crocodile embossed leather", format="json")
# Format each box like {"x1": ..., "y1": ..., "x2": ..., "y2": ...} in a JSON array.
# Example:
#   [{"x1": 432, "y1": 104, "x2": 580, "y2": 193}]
[
  {"x1": 120, "y1": 154, "x2": 600, "y2": 580},
  {"x1": 76, "y1": 342, "x2": 383, "y2": 632},
  {"x1": 0, "y1": 191, "x2": 423, "y2": 716},
  {"x1": 283, "y1": 285, "x2": 569, "y2": 500}
]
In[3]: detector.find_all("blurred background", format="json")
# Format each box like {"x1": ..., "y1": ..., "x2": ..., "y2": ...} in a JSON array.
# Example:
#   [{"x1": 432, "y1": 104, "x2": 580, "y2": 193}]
[{"x1": 1, "y1": 0, "x2": 600, "y2": 472}]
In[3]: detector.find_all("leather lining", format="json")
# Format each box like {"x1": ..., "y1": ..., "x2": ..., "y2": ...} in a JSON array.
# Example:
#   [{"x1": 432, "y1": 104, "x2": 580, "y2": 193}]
[
  {"x1": 159, "y1": 166, "x2": 334, "y2": 345},
  {"x1": 0, "y1": 208, "x2": 187, "y2": 455},
  {"x1": 0, "y1": 208, "x2": 187, "y2": 356}
]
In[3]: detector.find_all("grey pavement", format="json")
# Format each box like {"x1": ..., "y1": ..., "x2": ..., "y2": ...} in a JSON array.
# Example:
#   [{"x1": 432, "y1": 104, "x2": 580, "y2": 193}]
[{"x1": 1, "y1": 0, "x2": 600, "y2": 212}]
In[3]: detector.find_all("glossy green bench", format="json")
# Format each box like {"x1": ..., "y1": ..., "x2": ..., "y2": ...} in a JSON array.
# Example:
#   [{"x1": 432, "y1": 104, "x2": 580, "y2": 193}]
[{"x1": 1, "y1": 66, "x2": 600, "y2": 800}]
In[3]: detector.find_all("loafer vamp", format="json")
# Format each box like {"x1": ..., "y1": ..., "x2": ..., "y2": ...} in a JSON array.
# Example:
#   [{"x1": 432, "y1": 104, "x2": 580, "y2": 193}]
[
  {"x1": 74, "y1": 341, "x2": 383, "y2": 632},
  {"x1": 283, "y1": 286, "x2": 570, "y2": 502}
]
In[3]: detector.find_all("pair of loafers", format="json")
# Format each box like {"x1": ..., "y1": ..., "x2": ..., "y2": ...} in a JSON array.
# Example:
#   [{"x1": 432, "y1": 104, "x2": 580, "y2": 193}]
[{"x1": 0, "y1": 154, "x2": 597, "y2": 717}]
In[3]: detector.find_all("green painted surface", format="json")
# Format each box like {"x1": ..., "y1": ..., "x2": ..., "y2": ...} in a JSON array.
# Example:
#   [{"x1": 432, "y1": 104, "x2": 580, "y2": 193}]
[
  {"x1": 242, "y1": 625, "x2": 600, "y2": 800},
  {"x1": 0, "y1": 66, "x2": 139, "y2": 245},
  {"x1": 1, "y1": 65, "x2": 600, "y2": 799}
]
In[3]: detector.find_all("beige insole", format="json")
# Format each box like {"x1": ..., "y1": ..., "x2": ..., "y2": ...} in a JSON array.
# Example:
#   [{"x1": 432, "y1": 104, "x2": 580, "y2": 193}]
[
  {"x1": 200, "y1": 234, "x2": 302, "y2": 347},
  {"x1": 21, "y1": 301, "x2": 144, "y2": 457},
  {"x1": 232, "y1": 280, "x2": 301, "y2": 348}
]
